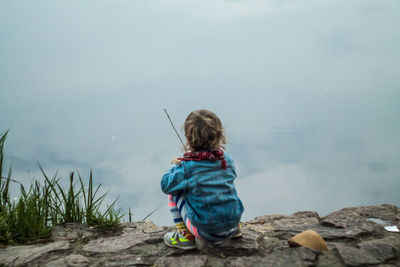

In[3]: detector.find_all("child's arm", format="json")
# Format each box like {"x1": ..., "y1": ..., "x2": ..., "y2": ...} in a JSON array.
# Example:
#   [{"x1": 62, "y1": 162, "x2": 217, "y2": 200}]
[
  {"x1": 160, "y1": 160, "x2": 188, "y2": 195},
  {"x1": 170, "y1": 157, "x2": 181, "y2": 165}
]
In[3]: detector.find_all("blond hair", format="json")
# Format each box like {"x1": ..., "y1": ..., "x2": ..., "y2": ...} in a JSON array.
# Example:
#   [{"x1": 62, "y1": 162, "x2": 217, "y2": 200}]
[{"x1": 184, "y1": 109, "x2": 226, "y2": 151}]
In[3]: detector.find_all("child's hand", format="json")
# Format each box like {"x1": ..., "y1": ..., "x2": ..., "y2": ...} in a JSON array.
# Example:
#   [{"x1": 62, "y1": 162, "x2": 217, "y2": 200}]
[{"x1": 170, "y1": 158, "x2": 181, "y2": 165}]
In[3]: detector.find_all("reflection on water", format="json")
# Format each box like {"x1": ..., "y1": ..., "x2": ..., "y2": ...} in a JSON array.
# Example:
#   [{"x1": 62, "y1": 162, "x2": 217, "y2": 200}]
[{"x1": 0, "y1": 0, "x2": 399, "y2": 225}]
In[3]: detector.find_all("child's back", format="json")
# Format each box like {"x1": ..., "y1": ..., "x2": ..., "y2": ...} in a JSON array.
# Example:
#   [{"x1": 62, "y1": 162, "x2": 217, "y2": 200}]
[{"x1": 161, "y1": 110, "x2": 244, "y2": 249}]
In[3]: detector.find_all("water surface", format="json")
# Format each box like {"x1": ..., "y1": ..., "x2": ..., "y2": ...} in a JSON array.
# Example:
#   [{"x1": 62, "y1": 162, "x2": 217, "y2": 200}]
[{"x1": 0, "y1": 0, "x2": 399, "y2": 225}]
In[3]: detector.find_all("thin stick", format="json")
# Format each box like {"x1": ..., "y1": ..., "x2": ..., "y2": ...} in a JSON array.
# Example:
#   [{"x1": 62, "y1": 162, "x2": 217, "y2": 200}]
[
  {"x1": 163, "y1": 108, "x2": 186, "y2": 150},
  {"x1": 0, "y1": 176, "x2": 21, "y2": 184}
]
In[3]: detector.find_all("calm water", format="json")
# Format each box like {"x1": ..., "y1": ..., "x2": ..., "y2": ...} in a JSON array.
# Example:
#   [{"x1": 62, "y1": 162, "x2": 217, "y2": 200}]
[{"x1": 1, "y1": 0, "x2": 399, "y2": 225}]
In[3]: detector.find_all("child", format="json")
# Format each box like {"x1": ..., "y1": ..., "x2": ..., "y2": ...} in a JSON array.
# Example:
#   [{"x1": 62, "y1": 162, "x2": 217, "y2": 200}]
[{"x1": 161, "y1": 109, "x2": 244, "y2": 249}]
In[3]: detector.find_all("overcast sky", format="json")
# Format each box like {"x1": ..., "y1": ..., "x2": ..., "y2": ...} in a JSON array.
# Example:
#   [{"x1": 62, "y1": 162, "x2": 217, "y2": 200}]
[{"x1": 1, "y1": 0, "x2": 399, "y2": 225}]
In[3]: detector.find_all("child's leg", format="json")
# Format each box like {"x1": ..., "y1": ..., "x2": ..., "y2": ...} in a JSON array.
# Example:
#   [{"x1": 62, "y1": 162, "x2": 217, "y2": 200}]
[
  {"x1": 168, "y1": 194, "x2": 194, "y2": 240},
  {"x1": 167, "y1": 194, "x2": 237, "y2": 244}
]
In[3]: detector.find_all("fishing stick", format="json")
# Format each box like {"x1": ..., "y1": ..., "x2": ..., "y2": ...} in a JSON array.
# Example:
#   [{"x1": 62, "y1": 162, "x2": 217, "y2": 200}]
[
  {"x1": 0, "y1": 176, "x2": 21, "y2": 184},
  {"x1": 163, "y1": 108, "x2": 187, "y2": 150}
]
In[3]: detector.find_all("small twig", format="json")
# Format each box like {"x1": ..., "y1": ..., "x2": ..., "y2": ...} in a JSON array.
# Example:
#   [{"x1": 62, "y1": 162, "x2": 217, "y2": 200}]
[{"x1": 163, "y1": 108, "x2": 186, "y2": 150}]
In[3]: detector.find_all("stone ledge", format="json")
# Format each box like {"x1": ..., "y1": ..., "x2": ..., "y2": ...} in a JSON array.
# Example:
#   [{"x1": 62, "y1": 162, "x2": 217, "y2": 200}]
[{"x1": 0, "y1": 204, "x2": 399, "y2": 267}]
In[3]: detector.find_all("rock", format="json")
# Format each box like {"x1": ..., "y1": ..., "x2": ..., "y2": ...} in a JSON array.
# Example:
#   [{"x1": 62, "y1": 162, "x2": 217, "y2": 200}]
[
  {"x1": 316, "y1": 251, "x2": 345, "y2": 267},
  {"x1": 351, "y1": 204, "x2": 400, "y2": 224},
  {"x1": 0, "y1": 241, "x2": 70, "y2": 266},
  {"x1": 379, "y1": 235, "x2": 400, "y2": 254},
  {"x1": 207, "y1": 248, "x2": 317, "y2": 267},
  {"x1": 1, "y1": 204, "x2": 400, "y2": 267},
  {"x1": 335, "y1": 244, "x2": 384, "y2": 266},
  {"x1": 197, "y1": 227, "x2": 261, "y2": 256},
  {"x1": 321, "y1": 210, "x2": 378, "y2": 234},
  {"x1": 320, "y1": 206, "x2": 389, "y2": 242},
  {"x1": 100, "y1": 254, "x2": 154, "y2": 266},
  {"x1": 247, "y1": 211, "x2": 321, "y2": 233},
  {"x1": 223, "y1": 256, "x2": 271, "y2": 267},
  {"x1": 45, "y1": 254, "x2": 90, "y2": 267},
  {"x1": 288, "y1": 230, "x2": 329, "y2": 251},
  {"x1": 321, "y1": 204, "x2": 400, "y2": 232},
  {"x1": 52, "y1": 223, "x2": 97, "y2": 241},
  {"x1": 262, "y1": 247, "x2": 317, "y2": 266},
  {"x1": 154, "y1": 255, "x2": 208, "y2": 267},
  {"x1": 332, "y1": 238, "x2": 397, "y2": 266},
  {"x1": 82, "y1": 221, "x2": 165, "y2": 253},
  {"x1": 358, "y1": 238, "x2": 396, "y2": 263},
  {"x1": 259, "y1": 236, "x2": 285, "y2": 253}
]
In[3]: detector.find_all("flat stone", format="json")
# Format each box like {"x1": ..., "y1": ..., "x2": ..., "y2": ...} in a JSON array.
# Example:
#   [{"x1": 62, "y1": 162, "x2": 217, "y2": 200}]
[
  {"x1": 320, "y1": 207, "x2": 387, "y2": 242},
  {"x1": 82, "y1": 233, "x2": 141, "y2": 253},
  {"x1": 1, "y1": 205, "x2": 400, "y2": 267},
  {"x1": 260, "y1": 247, "x2": 317, "y2": 267},
  {"x1": 44, "y1": 258, "x2": 68, "y2": 267},
  {"x1": 222, "y1": 253, "x2": 317, "y2": 267},
  {"x1": 322, "y1": 210, "x2": 377, "y2": 231},
  {"x1": 212, "y1": 247, "x2": 316, "y2": 267},
  {"x1": 316, "y1": 251, "x2": 345, "y2": 267},
  {"x1": 154, "y1": 255, "x2": 208, "y2": 267},
  {"x1": 358, "y1": 238, "x2": 396, "y2": 263},
  {"x1": 196, "y1": 228, "x2": 261, "y2": 256},
  {"x1": 328, "y1": 235, "x2": 400, "y2": 266},
  {"x1": 52, "y1": 223, "x2": 96, "y2": 241},
  {"x1": 247, "y1": 211, "x2": 320, "y2": 233},
  {"x1": 82, "y1": 221, "x2": 166, "y2": 253},
  {"x1": 382, "y1": 235, "x2": 400, "y2": 254},
  {"x1": 223, "y1": 256, "x2": 270, "y2": 267},
  {"x1": 353, "y1": 204, "x2": 400, "y2": 223},
  {"x1": 127, "y1": 243, "x2": 167, "y2": 257},
  {"x1": 334, "y1": 243, "x2": 393, "y2": 266},
  {"x1": 0, "y1": 241, "x2": 70, "y2": 266},
  {"x1": 100, "y1": 254, "x2": 154, "y2": 266},
  {"x1": 259, "y1": 236, "x2": 284, "y2": 253},
  {"x1": 245, "y1": 222, "x2": 275, "y2": 235},
  {"x1": 45, "y1": 254, "x2": 90, "y2": 267},
  {"x1": 203, "y1": 257, "x2": 225, "y2": 267},
  {"x1": 321, "y1": 204, "x2": 399, "y2": 234},
  {"x1": 122, "y1": 221, "x2": 165, "y2": 234}
]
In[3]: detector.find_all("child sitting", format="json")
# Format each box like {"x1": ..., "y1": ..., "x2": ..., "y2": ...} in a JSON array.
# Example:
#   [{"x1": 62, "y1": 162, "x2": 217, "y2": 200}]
[{"x1": 161, "y1": 109, "x2": 244, "y2": 249}]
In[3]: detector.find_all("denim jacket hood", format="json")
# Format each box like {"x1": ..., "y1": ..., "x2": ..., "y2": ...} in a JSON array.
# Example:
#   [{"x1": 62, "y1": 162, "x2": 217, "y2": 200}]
[{"x1": 161, "y1": 153, "x2": 244, "y2": 234}]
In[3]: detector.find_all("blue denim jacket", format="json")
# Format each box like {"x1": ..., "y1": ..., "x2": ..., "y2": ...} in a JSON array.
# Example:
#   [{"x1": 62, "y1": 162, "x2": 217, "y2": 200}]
[{"x1": 161, "y1": 153, "x2": 244, "y2": 234}]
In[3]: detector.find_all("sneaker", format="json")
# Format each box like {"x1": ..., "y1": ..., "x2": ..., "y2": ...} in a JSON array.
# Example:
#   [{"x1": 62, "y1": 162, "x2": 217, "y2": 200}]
[
  {"x1": 231, "y1": 224, "x2": 242, "y2": 239},
  {"x1": 164, "y1": 231, "x2": 196, "y2": 250}
]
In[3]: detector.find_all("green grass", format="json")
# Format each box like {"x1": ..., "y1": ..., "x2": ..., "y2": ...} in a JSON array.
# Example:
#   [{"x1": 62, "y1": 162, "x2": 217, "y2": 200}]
[{"x1": 0, "y1": 130, "x2": 123, "y2": 245}]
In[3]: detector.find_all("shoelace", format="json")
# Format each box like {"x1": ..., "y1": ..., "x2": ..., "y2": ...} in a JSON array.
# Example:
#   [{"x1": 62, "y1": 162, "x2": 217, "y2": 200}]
[{"x1": 172, "y1": 231, "x2": 179, "y2": 239}]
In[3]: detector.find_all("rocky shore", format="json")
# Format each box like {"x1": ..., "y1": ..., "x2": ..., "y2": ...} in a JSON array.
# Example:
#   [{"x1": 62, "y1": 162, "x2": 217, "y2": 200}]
[{"x1": 1, "y1": 204, "x2": 399, "y2": 266}]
